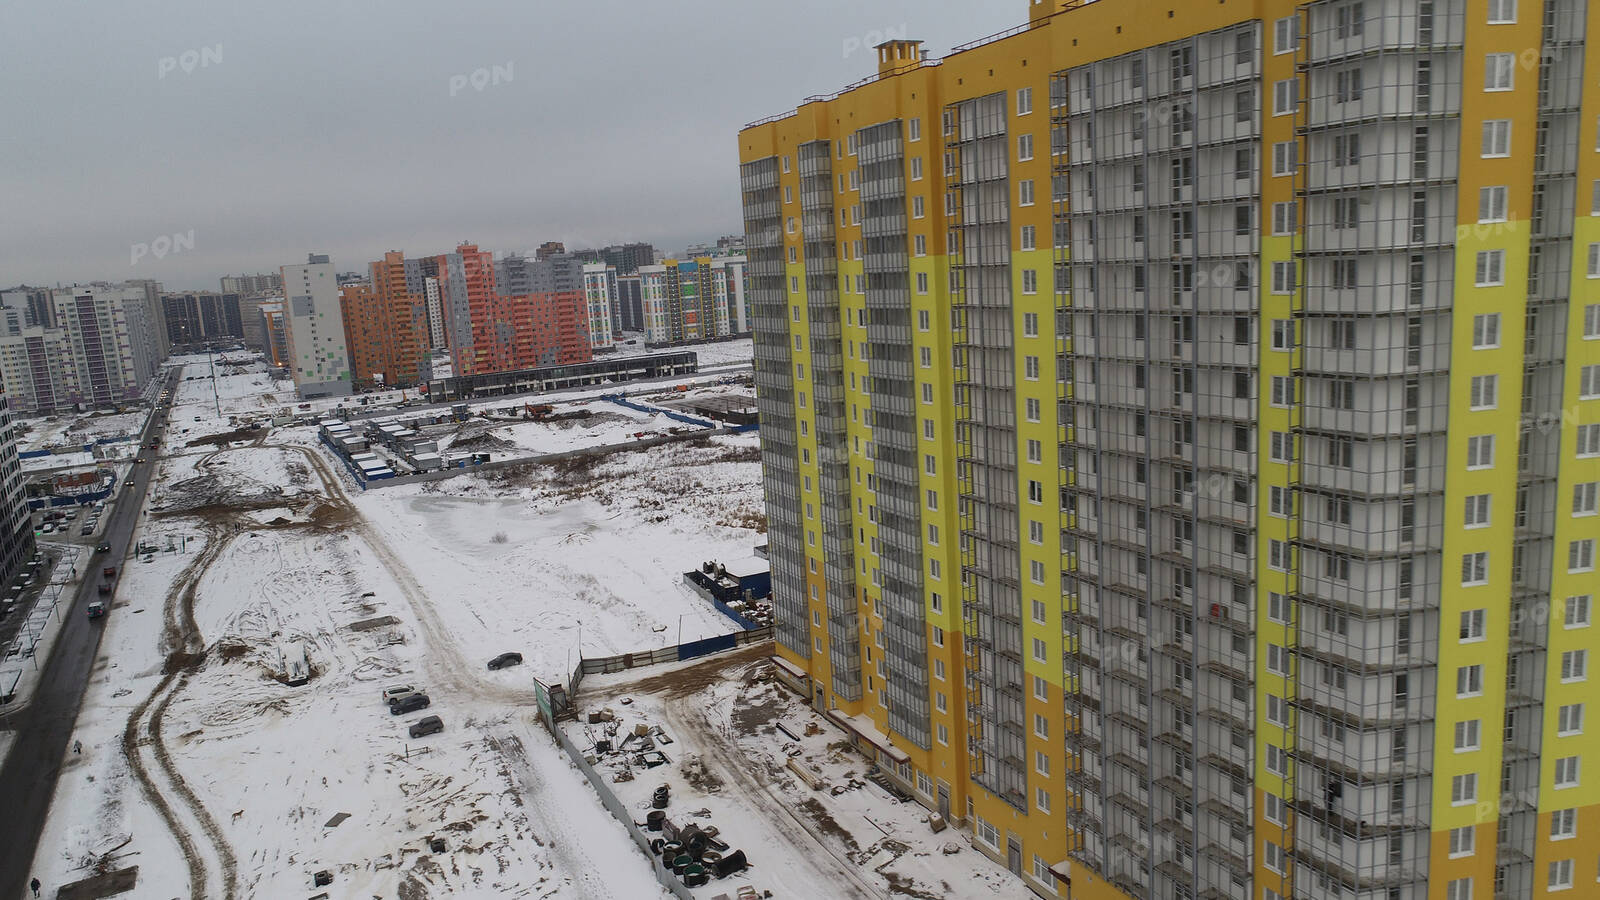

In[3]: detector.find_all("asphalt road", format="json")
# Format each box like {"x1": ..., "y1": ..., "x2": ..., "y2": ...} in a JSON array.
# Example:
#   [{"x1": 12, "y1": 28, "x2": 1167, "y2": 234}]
[{"x1": 0, "y1": 367, "x2": 179, "y2": 895}]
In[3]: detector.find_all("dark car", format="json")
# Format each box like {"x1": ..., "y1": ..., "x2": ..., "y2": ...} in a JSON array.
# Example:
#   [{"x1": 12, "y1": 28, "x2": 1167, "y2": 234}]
[
  {"x1": 487, "y1": 652, "x2": 523, "y2": 671},
  {"x1": 389, "y1": 693, "x2": 431, "y2": 715},
  {"x1": 408, "y1": 715, "x2": 443, "y2": 739},
  {"x1": 96, "y1": 542, "x2": 111, "y2": 553}
]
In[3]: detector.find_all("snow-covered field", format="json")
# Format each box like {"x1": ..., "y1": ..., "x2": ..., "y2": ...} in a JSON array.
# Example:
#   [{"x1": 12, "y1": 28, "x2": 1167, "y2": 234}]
[
  {"x1": 356, "y1": 432, "x2": 765, "y2": 678},
  {"x1": 28, "y1": 361, "x2": 776, "y2": 899},
  {"x1": 17, "y1": 410, "x2": 147, "y2": 451}
]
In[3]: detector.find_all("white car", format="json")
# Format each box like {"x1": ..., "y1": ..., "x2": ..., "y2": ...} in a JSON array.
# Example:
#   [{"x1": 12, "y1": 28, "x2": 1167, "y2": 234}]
[{"x1": 382, "y1": 685, "x2": 417, "y2": 705}]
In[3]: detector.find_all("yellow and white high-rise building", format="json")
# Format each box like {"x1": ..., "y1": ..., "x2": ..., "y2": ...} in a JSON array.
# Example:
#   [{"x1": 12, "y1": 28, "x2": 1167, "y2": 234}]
[{"x1": 740, "y1": 1, "x2": 1599, "y2": 898}]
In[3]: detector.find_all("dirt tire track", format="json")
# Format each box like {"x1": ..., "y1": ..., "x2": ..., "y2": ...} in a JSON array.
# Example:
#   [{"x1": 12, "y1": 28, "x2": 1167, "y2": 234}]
[
  {"x1": 277, "y1": 443, "x2": 540, "y2": 706},
  {"x1": 122, "y1": 481, "x2": 245, "y2": 899}
]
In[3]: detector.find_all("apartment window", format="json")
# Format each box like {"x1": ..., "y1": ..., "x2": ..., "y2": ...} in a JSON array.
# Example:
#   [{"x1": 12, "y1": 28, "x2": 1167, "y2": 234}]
[
  {"x1": 1021, "y1": 269, "x2": 1038, "y2": 294},
  {"x1": 1270, "y1": 376, "x2": 1292, "y2": 407},
  {"x1": 1482, "y1": 120, "x2": 1512, "y2": 157},
  {"x1": 1272, "y1": 141, "x2": 1297, "y2": 175},
  {"x1": 1272, "y1": 79, "x2": 1298, "y2": 115},
  {"x1": 914, "y1": 234, "x2": 927, "y2": 256},
  {"x1": 1472, "y1": 313, "x2": 1501, "y2": 348},
  {"x1": 1271, "y1": 201, "x2": 1297, "y2": 235},
  {"x1": 1581, "y1": 424, "x2": 1600, "y2": 456},
  {"x1": 912, "y1": 195, "x2": 924, "y2": 219},
  {"x1": 1273, "y1": 16, "x2": 1297, "y2": 53},
  {"x1": 1033, "y1": 713, "x2": 1048, "y2": 738},
  {"x1": 1330, "y1": 257, "x2": 1358, "y2": 290},
  {"x1": 1548, "y1": 860, "x2": 1573, "y2": 891},
  {"x1": 921, "y1": 383, "x2": 933, "y2": 404},
  {"x1": 1463, "y1": 494, "x2": 1492, "y2": 529},
  {"x1": 1479, "y1": 185, "x2": 1508, "y2": 222},
  {"x1": 1028, "y1": 480, "x2": 1043, "y2": 504},
  {"x1": 1335, "y1": 67, "x2": 1363, "y2": 103},
  {"x1": 1264, "y1": 840, "x2": 1287, "y2": 874},
  {"x1": 1467, "y1": 434, "x2": 1495, "y2": 468},
  {"x1": 1019, "y1": 224, "x2": 1035, "y2": 251},
  {"x1": 1269, "y1": 431, "x2": 1294, "y2": 463},
  {"x1": 1488, "y1": 0, "x2": 1517, "y2": 23},
  {"x1": 1268, "y1": 592, "x2": 1291, "y2": 624},
  {"x1": 1455, "y1": 719, "x2": 1482, "y2": 751},
  {"x1": 1474, "y1": 250, "x2": 1505, "y2": 286},
  {"x1": 1269, "y1": 539, "x2": 1290, "y2": 571},
  {"x1": 1335, "y1": 1, "x2": 1365, "y2": 37},
  {"x1": 1446, "y1": 879, "x2": 1473, "y2": 900},
  {"x1": 1269, "y1": 486, "x2": 1292, "y2": 517},
  {"x1": 1470, "y1": 374, "x2": 1498, "y2": 409},
  {"x1": 1567, "y1": 595, "x2": 1593, "y2": 627},
  {"x1": 1266, "y1": 745, "x2": 1288, "y2": 776},
  {"x1": 1558, "y1": 703, "x2": 1585, "y2": 735},
  {"x1": 1462, "y1": 552, "x2": 1489, "y2": 586},
  {"x1": 1332, "y1": 195, "x2": 1359, "y2": 229},
  {"x1": 1562, "y1": 649, "x2": 1588, "y2": 682},
  {"x1": 915, "y1": 272, "x2": 929, "y2": 295},
  {"x1": 910, "y1": 157, "x2": 923, "y2": 181},
  {"x1": 1571, "y1": 539, "x2": 1596, "y2": 572},
  {"x1": 1327, "y1": 437, "x2": 1353, "y2": 468},
  {"x1": 1019, "y1": 180, "x2": 1035, "y2": 206},
  {"x1": 1016, "y1": 87, "x2": 1033, "y2": 116},
  {"x1": 1575, "y1": 482, "x2": 1599, "y2": 516},
  {"x1": 1271, "y1": 319, "x2": 1294, "y2": 350},
  {"x1": 1271, "y1": 261, "x2": 1297, "y2": 294},
  {"x1": 1583, "y1": 364, "x2": 1600, "y2": 398},
  {"x1": 1485, "y1": 53, "x2": 1514, "y2": 91},
  {"x1": 1551, "y1": 809, "x2": 1579, "y2": 841},
  {"x1": 1451, "y1": 773, "x2": 1478, "y2": 805},
  {"x1": 1018, "y1": 133, "x2": 1033, "y2": 161},
  {"x1": 1024, "y1": 355, "x2": 1040, "y2": 380},
  {"x1": 1022, "y1": 312, "x2": 1038, "y2": 337},
  {"x1": 1554, "y1": 755, "x2": 1580, "y2": 788},
  {"x1": 1460, "y1": 608, "x2": 1488, "y2": 642}
]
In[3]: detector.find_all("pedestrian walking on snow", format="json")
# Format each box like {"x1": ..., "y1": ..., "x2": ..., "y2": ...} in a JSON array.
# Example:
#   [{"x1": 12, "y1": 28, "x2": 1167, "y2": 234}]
[
  {"x1": 31, "y1": 877, "x2": 41, "y2": 897},
  {"x1": 74, "y1": 740, "x2": 81, "y2": 754}
]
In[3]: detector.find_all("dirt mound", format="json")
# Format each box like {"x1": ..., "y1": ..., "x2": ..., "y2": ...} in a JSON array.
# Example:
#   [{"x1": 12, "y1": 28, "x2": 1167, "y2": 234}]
[
  {"x1": 449, "y1": 422, "x2": 513, "y2": 451},
  {"x1": 162, "y1": 649, "x2": 208, "y2": 674},
  {"x1": 185, "y1": 425, "x2": 264, "y2": 447}
]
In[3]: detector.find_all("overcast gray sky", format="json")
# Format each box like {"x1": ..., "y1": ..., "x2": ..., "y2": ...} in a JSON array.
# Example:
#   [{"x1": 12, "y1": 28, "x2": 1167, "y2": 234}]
[{"x1": 1, "y1": 1, "x2": 1010, "y2": 290}]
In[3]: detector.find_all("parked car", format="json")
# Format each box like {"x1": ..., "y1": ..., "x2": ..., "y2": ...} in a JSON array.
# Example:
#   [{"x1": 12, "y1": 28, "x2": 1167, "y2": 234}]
[
  {"x1": 390, "y1": 693, "x2": 431, "y2": 715},
  {"x1": 408, "y1": 715, "x2": 443, "y2": 739},
  {"x1": 382, "y1": 685, "x2": 417, "y2": 705},
  {"x1": 103, "y1": 566, "x2": 117, "y2": 578},
  {"x1": 487, "y1": 652, "x2": 523, "y2": 671}
]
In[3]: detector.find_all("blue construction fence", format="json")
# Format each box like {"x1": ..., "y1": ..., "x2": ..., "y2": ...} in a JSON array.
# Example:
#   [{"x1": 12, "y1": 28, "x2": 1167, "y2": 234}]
[
  {"x1": 577, "y1": 625, "x2": 773, "y2": 676},
  {"x1": 27, "y1": 471, "x2": 120, "y2": 509},
  {"x1": 19, "y1": 434, "x2": 137, "y2": 460},
  {"x1": 682, "y1": 570, "x2": 766, "y2": 631},
  {"x1": 600, "y1": 394, "x2": 716, "y2": 429}
]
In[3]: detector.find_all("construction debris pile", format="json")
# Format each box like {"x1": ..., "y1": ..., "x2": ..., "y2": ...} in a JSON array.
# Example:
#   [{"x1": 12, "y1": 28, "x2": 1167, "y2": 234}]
[{"x1": 580, "y1": 707, "x2": 756, "y2": 893}]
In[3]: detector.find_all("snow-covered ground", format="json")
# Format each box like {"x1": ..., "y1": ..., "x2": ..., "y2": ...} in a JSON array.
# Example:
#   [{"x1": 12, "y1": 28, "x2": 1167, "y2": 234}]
[
  {"x1": 572, "y1": 650, "x2": 1022, "y2": 899},
  {"x1": 28, "y1": 359, "x2": 778, "y2": 899},
  {"x1": 356, "y1": 432, "x2": 765, "y2": 679},
  {"x1": 612, "y1": 336, "x2": 751, "y2": 370},
  {"x1": 17, "y1": 410, "x2": 147, "y2": 451}
]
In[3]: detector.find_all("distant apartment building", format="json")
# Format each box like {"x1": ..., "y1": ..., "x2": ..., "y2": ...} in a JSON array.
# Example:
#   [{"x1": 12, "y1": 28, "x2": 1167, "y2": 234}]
[
  {"x1": 219, "y1": 272, "x2": 283, "y2": 295},
  {"x1": 580, "y1": 263, "x2": 619, "y2": 350},
  {"x1": 0, "y1": 287, "x2": 52, "y2": 333},
  {"x1": 338, "y1": 251, "x2": 430, "y2": 387},
  {"x1": 0, "y1": 327, "x2": 76, "y2": 413},
  {"x1": 600, "y1": 241, "x2": 658, "y2": 274},
  {"x1": 259, "y1": 302, "x2": 289, "y2": 368},
  {"x1": 237, "y1": 294, "x2": 277, "y2": 353},
  {"x1": 615, "y1": 273, "x2": 644, "y2": 332},
  {"x1": 162, "y1": 291, "x2": 243, "y2": 345},
  {"x1": 637, "y1": 256, "x2": 750, "y2": 343},
  {"x1": 0, "y1": 396, "x2": 33, "y2": 589},
  {"x1": 350, "y1": 245, "x2": 591, "y2": 381},
  {"x1": 278, "y1": 255, "x2": 352, "y2": 399},
  {"x1": 535, "y1": 240, "x2": 566, "y2": 260}
]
